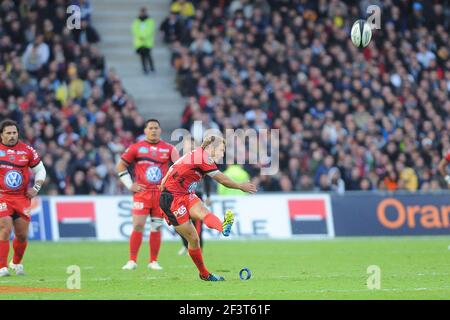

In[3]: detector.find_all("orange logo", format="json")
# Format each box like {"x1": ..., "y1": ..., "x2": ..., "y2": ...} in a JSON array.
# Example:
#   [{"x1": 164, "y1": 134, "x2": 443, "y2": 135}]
[{"x1": 377, "y1": 198, "x2": 450, "y2": 229}]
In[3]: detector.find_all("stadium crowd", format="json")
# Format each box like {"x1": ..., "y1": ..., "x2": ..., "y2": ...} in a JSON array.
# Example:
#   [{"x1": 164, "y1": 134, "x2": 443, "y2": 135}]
[
  {"x1": 0, "y1": 0, "x2": 448, "y2": 195},
  {"x1": 162, "y1": 0, "x2": 450, "y2": 192},
  {"x1": 0, "y1": 0, "x2": 145, "y2": 195}
]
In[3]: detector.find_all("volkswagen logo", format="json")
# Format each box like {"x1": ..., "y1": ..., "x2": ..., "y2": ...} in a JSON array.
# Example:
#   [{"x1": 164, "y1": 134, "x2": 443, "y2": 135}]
[
  {"x1": 4, "y1": 170, "x2": 23, "y2": 189},
  {"x1": 145, "y1": 166, "x2": 162, "y2": 183}
]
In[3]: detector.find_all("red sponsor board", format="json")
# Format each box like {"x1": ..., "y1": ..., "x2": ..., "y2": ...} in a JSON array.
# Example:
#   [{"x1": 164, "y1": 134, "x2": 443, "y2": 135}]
[
  {"x1": 288, "y1": 198, "x2": 333, "y2": 236},
  {"x1": 56, "y1": 201, "x2": 97, "y2": 238}
]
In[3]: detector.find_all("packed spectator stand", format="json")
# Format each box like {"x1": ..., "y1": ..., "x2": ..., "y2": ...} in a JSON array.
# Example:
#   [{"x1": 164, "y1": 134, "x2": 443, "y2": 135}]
[
  {"x1": 0, "y1": 0, "x2": 449, "y2": 195},
  {"x1": 163, "y1": 0, "x2": 450, "y2": 193},
  {"x1": 0, "y1": 0, "x2": 145, "y2": 195}
]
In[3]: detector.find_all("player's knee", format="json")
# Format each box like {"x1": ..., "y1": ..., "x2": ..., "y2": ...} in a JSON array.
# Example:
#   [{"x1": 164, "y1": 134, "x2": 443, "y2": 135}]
[
  {"x1": 188, "y1": 237, "x2": 200, "y2": 249},
  {"x1": 150, "y1": 218, "x2": 163, "y2": 232},
  {"x1": 186, "y1": 231, "x2": 200, "y2": 247},
  {"x1": 133, "y1": 224, "x2": 145, "y2": 232},
  {"x1": 0, "y1": 227, "x2": 12, "y2": 240},
  {"x1": 14, "y1": 234, "x2": 27, "y2": 242}
]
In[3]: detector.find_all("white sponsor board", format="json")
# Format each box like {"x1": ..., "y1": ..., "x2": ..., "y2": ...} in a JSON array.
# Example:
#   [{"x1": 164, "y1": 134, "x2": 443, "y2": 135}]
[{"x1": 45, "y1": 194, "x2": 334, "y2": 241}]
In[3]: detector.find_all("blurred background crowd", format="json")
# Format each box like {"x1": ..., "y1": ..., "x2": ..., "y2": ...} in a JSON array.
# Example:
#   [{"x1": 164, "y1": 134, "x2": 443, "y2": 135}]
[
  {"x1": 0, "y1": 0, "x2": 146, "y2": 195},
  {"x1": 163, "y1": 0, "x2": 450, "y2": 193},
  {"x1": 0, "y1": 0, "x2": 449, "y2": 194}
]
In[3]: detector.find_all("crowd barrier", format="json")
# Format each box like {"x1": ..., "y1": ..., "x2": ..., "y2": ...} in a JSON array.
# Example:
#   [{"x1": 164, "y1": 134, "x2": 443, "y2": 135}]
[{"x1": 25, "y1": 192, "x2": 450, "y2": 241}]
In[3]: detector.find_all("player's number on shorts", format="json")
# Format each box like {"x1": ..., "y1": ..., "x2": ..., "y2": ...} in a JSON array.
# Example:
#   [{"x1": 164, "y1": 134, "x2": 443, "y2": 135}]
[
  {"x1": 133, "y1": 202, "x2": 144, "y2": 210},
  {"x1": 0, "y1": 203, "x2": 7, "y2": 212}
]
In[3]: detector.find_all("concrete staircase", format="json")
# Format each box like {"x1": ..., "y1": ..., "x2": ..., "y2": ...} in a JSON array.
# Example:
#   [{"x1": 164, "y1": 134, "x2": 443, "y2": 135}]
[{"x1": 92, "y1": 0, "x2": 185, "y2": 140}]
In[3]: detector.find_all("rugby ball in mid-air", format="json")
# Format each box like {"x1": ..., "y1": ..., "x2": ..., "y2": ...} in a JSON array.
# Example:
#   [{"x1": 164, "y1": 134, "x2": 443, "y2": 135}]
[{"x1": 351, "y1": 19, "x2": 372, "y2": 48}]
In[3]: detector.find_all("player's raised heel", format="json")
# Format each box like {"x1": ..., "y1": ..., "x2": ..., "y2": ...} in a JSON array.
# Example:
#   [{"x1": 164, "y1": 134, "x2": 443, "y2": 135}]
[
  {"x1": 222, "y1": 210, "x2": 234, "y2": 237},
  {"x1": 122, "y1": 260, "x2": 137, "y2": 270},
  {"x1": 9, "y1": 261, "x2": 25, "y2": 275},
  {"x1": 200, "y1": 273, "x2": 225, "y2": 281},
  {"x1": 0, "y1": 267, "x2": 10, "y2": 277}
]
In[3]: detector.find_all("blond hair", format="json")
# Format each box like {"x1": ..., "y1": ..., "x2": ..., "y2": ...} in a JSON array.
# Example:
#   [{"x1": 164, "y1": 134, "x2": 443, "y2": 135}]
[{"x1": 201, "y1": 135, "x2": 225, "y2": 149}]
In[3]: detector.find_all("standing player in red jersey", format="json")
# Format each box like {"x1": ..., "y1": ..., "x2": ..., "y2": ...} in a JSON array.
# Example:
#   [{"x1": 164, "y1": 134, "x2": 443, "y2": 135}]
[
  {"x1": 159, "y1": 135, "x2": 257, "y2": 281},
  {"x1": 438, "y1": 149, "x2": 450, "y2": 187},
  {"x1": 117, "y1": 119, "x2": 179, "y2": 270},
  {"x1": 0, "y1": 120, "x2": 46, "y2": 277}
]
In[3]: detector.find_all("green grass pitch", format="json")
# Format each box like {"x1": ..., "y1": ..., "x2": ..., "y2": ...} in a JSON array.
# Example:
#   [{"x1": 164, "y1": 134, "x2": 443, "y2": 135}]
[{"x1": 1, "y1": 237, "x2": 449, "y2": 300}]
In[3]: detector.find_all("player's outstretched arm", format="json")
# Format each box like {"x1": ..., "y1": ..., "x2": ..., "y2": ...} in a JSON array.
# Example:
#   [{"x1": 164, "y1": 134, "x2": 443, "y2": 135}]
[
  {"x1": 438, "y1": 158, "x2": 450, "y2": 185},
  {"x1": 116, "y1": 159, "x2": 145, "y2": 192},
  {"x1": 211, "y1": 171, "x2": 257, "y2": 194}
]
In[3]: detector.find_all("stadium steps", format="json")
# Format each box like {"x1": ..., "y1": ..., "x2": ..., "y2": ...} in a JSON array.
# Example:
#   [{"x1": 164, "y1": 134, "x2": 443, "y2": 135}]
[{"x1": 92, "y1": 0, "x2": 185, "y2": 141}]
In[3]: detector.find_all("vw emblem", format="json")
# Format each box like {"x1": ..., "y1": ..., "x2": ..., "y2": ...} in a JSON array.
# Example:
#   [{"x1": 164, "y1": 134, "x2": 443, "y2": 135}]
[
  {"x1": 4, "y1": 170, "x2": 23, "y2": 189},
  {"x1": 145, "y1": 166, "x2": 162, "y2": 183}
]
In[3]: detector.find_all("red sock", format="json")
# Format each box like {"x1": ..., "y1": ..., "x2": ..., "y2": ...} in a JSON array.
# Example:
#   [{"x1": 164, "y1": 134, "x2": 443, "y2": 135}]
[
  {"x1": 149, "y1": 231, "x2": 161, "y2": 262},
  {"x1": 129, "y1": 231, "x2": 142, "y2": 262},
  {"x1": 188, "y1": 247, "x2": 209, "y2": 278},
  {"x1": 12, "y1": 238, "x2": 27, "y2": 264},
  {"x1": 0, "y1": 240, "x2": 9, "y2": 268},
  {"x1": 203, "y1": 213, "x2": 223, "y2": 232}
]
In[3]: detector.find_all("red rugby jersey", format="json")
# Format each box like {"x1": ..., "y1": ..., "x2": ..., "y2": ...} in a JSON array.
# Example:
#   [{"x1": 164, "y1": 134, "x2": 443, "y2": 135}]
[
  {"x1": 163, "y1": 147, "x2": 219, "y2": 195},
  {"x1": 446, "y1": 149, "x2": 450, "y2": 162},
  {"x1": 0, "y1": 141, "x2": 41, "y2": 195},
  {"x1": 121, "y1": 139, "x2": 178, "y2": 190}
]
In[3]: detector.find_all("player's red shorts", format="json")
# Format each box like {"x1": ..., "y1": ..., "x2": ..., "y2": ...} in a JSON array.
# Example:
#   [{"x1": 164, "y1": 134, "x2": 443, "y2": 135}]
[
  {"x1": 0, "y1": 195, "x2": 31, "y2": 222},
  {"x1": 159, "y1": 190, "x2": 201, "y2": 226},
  {"x1": 132, "y1": 189, "x2": 163, "y2": 218}
]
